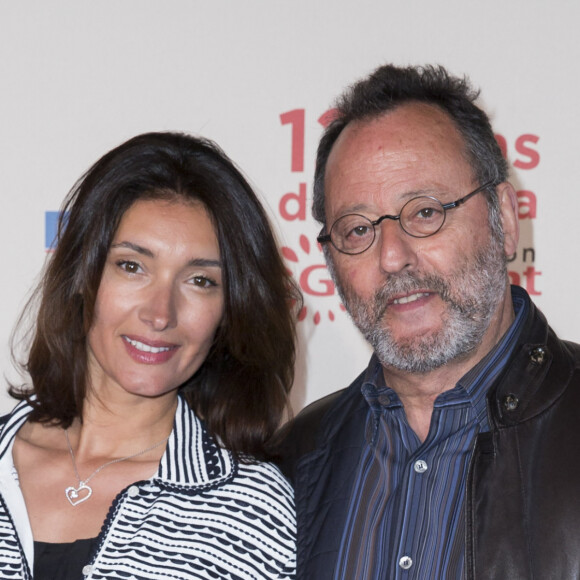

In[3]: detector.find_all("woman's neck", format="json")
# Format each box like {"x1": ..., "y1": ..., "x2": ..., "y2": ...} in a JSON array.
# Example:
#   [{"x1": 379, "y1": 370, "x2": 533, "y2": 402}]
[{"x1": 69, "y1": 391, "x2": 177, "y2": 459}]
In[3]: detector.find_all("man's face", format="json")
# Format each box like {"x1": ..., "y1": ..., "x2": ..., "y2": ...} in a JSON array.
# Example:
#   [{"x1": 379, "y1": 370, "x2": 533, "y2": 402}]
[{"x1": 324, "y1": 103, "x2": 516, "y2": 373}]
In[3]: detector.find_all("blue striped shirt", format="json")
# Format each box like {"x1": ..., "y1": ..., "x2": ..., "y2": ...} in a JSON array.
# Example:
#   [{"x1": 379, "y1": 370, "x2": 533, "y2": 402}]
[{"x1": 335, "y1": 287, "x2": 528, "y2": 579}]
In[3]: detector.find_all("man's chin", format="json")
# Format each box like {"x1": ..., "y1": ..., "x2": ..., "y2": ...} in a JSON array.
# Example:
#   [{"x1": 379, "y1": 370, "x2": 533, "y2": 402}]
[
  {"x1": 370, "y1": 319, "x2": 488, "y2": 373},
  {"x1": 366, "y1": 326, "x2": 454, "y2": 373},
  {"x1": 383, "y1": 323, "x2": 440, "y2": 345},
  {"x1": 365, "y1": 315, "x2": 442, "y2": 347}
]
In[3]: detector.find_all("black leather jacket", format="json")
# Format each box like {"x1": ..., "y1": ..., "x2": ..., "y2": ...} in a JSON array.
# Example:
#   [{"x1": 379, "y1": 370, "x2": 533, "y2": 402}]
[{"x1": 276, "y1": 292, "x2": 580, "y2": 579}]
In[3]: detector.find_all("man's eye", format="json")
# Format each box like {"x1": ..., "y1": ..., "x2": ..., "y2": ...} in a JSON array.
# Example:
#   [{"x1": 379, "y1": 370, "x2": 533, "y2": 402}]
[
  {"x1": 351, "y1": 225, "x2": 372, "y2": 237},
  {"x1": 342, "y1": 221, "x2": 373, "y2": 239},
  {"x1": 417, "y1": 207, "x2": 436, "y2": 219},
  {"x1": 409, "y1": 204, "x2": 443, "y2": 222}
]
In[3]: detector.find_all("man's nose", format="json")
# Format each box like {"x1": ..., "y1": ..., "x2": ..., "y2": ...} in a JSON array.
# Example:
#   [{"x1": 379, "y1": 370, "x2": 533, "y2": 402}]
[{"x1": 377, "y1": 220, "x2": 418, "y2": 275}]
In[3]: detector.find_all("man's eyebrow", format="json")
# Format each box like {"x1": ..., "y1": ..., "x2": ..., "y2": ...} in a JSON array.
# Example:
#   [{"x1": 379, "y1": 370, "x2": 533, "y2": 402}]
[
  {"x1": 337, "y1": 188, "x2": 453, "y2": 215},
  {"x1": 110, "y1": 241, "x2": 221, "y2": 268}
]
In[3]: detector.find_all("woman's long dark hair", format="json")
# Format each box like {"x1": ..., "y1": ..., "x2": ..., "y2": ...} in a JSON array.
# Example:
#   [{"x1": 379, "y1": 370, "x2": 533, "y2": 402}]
[{"x1": 10, "y1": 132, "x2": 301, "y2": 461}]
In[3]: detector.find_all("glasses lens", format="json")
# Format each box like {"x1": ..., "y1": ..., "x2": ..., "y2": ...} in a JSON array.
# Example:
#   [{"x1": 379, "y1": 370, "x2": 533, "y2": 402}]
[
  {"x1": 331, "y1": 214, "x2": 375, "y2": 254},
  {"x1": 400, "y1": 197, "x2": 445, "y2": 237}
]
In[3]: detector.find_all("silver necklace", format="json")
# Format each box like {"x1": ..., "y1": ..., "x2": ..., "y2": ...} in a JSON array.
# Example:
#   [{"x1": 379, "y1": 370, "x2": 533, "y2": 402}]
[{"x1": 64, "y1": 429, "x2": 169, "y2": 506}]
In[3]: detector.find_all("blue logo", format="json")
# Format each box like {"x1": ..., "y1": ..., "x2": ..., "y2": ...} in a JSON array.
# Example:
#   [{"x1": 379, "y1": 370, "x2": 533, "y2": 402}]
[{"x1": 45, "y1": 211, "x2": 61, "y2": 251}]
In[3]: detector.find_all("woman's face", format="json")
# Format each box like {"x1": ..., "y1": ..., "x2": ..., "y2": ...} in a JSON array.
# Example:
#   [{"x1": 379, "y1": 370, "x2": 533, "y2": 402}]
[{"x1": 86, "y1": 198, "x2": 224, "y2": 403}]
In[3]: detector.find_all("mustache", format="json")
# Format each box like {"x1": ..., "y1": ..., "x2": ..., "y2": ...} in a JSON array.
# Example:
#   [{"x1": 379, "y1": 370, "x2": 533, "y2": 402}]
[
  {"x1": 364, "y1": 272, "x2": 454, "y2": 323},
  {"x1": 377, "y1": 272, "x2": 452, "y2": 301}
]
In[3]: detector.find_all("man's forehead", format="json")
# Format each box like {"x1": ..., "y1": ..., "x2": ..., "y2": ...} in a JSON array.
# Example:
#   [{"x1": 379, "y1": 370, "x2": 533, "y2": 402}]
[
  {"x1": 323, "y1": 103, "x2": 474, "y2": 216},
  {"x1": 331, "y1": 102, "x2": 464, "y2": 157}
]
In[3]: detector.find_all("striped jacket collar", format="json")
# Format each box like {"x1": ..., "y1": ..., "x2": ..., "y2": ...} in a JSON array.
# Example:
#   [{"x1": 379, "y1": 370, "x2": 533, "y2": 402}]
[{"x1": 0, "y1": 395, "x2": 236, "y2": 488}]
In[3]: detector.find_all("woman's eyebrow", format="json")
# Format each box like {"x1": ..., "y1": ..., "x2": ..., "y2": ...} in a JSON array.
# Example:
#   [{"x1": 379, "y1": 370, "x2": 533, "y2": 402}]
[
  {"x1": 111, "y1": 241, "x2": 153, "y2": 257},
  {"x1": 111, "y1": 242, "x2": 221, "y2": 268},
  {"x1": 187, "y1": 258, "x2": 222, "y2": 268}
]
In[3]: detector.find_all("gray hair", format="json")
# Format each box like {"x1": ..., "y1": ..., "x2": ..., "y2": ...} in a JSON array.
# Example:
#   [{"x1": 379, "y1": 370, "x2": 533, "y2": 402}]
[{"x1": 313, "y1": 64, "x2": 508, "y2": 240}]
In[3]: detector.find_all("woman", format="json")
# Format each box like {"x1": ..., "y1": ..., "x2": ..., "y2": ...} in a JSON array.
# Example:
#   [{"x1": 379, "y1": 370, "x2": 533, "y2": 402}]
[{"x1": 2, "y1": 132, "x2": 299, "y2": 579}]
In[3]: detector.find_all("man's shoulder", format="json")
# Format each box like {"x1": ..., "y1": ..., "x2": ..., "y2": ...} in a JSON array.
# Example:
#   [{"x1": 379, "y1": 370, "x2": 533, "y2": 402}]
[
  {"x1": 561, "y1": 337, "x2": 580, "y2": 361},
  {"x1": 271, "y1": 370, "x2": 367, "y2": 480},
  {"x1": 293, "y1": 388, "x2": 349, "y2": 430},
  {"x1": 293, "y1": 370, "x2": 368, "y2": 437}
]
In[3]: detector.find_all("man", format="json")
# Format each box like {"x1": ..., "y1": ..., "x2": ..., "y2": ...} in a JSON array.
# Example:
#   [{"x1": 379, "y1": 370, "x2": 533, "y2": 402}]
[{"x1": 276, "y1": 64, "x2": 580, "y2": 579}]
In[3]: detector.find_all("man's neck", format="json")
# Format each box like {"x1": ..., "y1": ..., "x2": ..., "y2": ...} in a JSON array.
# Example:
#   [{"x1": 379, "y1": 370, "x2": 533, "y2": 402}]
[
  {"x1": 382, "y1": 363, "x2": 471, "y2": 442},
  {"x1": 382, "y1": 291, "x2": 516, "y2": 442}
]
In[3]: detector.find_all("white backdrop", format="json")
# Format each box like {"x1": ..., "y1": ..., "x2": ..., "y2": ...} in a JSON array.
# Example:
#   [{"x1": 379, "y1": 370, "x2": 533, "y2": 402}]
[{"x1": 1, "y1": 0, "x2": 579, "y2": 414}]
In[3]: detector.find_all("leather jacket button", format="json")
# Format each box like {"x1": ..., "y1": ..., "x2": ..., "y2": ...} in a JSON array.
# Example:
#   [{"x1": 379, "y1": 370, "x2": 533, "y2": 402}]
[
  {"x1": 503, "y1": 394, "x2": 519, "y2": 411},
  {"x1": 529, "y1": 346, "x2": 547, "y2": 365}
]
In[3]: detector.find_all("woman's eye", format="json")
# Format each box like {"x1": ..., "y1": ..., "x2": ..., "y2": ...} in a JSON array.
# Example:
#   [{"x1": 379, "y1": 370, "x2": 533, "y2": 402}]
[
  {"x1": 117, "y1": 260, "x2": 141, "y2": 274},
  {"x1": 191, "y1": 275, "x2": 217, "y2": 288}
]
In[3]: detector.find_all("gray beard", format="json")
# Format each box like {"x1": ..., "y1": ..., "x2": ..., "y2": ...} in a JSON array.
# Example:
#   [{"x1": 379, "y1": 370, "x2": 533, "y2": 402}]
[{"x1": 336, "y1": 234, "x2": 508, "y2": 373}]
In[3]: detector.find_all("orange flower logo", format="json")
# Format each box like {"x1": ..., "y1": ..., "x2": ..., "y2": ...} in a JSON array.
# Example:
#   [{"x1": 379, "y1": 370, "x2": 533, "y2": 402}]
[{"x1": 282, "y1": 234, "x2": 346, "y2": 325}]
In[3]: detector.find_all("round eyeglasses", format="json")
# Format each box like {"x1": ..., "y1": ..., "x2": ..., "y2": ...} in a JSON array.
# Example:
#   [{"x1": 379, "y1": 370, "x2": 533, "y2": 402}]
[{"x1": 317, "y1": 180, "x2": 495, "y2": 255}]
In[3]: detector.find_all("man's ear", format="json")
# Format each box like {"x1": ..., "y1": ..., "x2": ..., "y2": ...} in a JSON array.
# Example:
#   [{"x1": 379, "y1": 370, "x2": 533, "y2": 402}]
[{"x1": 496, "y1": 182, "x2": 519, "y2": 257}]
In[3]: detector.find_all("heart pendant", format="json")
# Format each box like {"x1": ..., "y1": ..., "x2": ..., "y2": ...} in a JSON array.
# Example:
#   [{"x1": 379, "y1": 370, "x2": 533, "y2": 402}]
[{"x1": 65, "y1": 483, "x2": 92, "y2": 506}]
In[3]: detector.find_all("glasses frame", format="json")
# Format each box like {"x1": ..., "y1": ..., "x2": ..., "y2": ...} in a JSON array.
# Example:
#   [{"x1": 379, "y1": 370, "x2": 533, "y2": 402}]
[{"x1": 317, "y1": 180, "x2": 495, "y2": 255}]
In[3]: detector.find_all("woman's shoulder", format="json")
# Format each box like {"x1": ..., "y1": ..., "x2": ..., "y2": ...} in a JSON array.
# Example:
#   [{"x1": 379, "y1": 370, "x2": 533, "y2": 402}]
[
  {"x1": 238, "y1": 457, "x2": 292, "y2": 485},
  {"x1": 0, "y1": 400, "x2": 35, "y2": 447},
  {"x1": 222, "y1": 459, "x2": 295, "y2": 540},
  {"x1": 233, "y1": 458, "x2": 294, "y2": 506}
]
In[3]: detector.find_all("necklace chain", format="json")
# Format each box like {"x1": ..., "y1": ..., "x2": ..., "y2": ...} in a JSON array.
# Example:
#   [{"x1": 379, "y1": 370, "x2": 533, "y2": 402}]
[{"x1": 63, "y1": 429, "x2": 169, "y2": 506}]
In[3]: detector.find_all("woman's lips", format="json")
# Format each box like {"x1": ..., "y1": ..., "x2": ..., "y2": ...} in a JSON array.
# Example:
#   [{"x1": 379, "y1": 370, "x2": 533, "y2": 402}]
[{"x1": 122, "y1": 335, "x2": 179, "y2": 364}]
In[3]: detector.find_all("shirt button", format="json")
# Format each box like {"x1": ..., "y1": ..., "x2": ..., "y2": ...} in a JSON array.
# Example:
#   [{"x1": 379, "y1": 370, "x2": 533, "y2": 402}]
[
  {"x1": 82, "y1": 564, "x2": 93, "y2": 576},
  {"x1": 128, "y1": 485, "x2": 139, "y2": 497},
  {"x1": 399, "y1": 555, "x2": 413, "y2": 570},
  {"x1": 414, "y1": 459, "x2": 428, "y2": 473},
  {"x1": 377, "y1": 394, "x2": 391, "y2": 406}
]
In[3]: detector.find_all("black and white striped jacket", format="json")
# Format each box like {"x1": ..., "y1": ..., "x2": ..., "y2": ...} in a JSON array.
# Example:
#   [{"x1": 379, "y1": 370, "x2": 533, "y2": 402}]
[{"x1": 0, "y1": 396, "x2": 296, "y2": 579}]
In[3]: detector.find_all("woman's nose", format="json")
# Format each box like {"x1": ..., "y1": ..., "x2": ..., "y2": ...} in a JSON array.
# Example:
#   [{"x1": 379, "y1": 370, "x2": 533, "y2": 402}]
[{"x1": 138, "y1": 282, "x2": 178, "y2": 331}]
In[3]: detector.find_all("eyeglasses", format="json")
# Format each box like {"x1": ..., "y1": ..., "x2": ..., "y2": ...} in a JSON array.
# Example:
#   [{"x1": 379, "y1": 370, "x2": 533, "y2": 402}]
[{"x1": 317, "y1": 180, "x2": 495, "y2": 255}]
